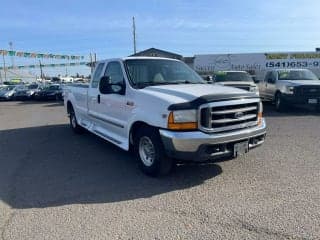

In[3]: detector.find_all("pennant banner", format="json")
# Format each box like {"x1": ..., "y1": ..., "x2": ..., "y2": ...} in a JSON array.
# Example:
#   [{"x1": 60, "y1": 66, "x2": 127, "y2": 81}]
[
  {"x1": 0, "y1": 62, "x2": 87, "y2": 70},
  {"x1": 0, "y1": 49, "x2": 84, "y2": 60}
]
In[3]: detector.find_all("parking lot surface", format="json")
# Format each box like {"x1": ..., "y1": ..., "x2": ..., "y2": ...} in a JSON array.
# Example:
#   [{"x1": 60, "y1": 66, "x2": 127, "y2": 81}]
[{"x1": 0, "y1": 101, "x2": 319, "y2": 240}]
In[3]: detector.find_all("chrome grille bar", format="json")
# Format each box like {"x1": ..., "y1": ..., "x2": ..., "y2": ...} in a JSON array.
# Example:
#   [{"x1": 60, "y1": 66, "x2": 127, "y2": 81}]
[
  {"x1": 211, "y1": 106, "x2": 257, "y2": 115},
  {"x1": 212, "y1": 114, "x2": 257, "y2": 124}
]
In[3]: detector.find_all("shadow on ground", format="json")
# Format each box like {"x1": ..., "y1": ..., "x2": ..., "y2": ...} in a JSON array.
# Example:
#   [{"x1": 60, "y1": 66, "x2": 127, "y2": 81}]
[
  {"x1": 262, "y1": 102, "x2": 320, "y2": 117},
  {"x1": 16, "y1": 100, "x2": 64, "y2": 107},
  {"x1": 0, "y1": 124, "x2": 221, "y2": 209}
]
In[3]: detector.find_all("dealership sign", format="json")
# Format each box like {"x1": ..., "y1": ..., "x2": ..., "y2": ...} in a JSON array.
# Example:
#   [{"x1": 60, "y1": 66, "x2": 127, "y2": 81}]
[{"x1": 194, "y1": 52, "x2": 320, "y2": 74}]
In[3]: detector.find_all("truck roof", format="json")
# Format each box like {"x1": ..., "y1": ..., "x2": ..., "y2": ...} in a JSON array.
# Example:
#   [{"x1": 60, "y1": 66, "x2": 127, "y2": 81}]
[
  {"x1": 96, "y1": 56, "x2": 181, "y2": 64},
  {"x1": 272, "y1": 68, "x2": 311, "y2": 72}
]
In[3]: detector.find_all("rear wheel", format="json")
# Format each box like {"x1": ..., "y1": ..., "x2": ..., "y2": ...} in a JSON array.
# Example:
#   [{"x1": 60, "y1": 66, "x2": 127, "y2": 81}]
[
  {"x1": 134, "y1": 126, "x2": 173, "y2": 177},
  {"x1": 69, "y1": 107, "x2": 84, "y2": 134}
]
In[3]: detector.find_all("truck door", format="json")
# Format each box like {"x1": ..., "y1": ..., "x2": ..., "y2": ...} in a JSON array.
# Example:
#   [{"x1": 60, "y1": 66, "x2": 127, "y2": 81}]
[
  {"x1": 93, "y1": 61, "x2": 130, "y2": 147},
  {"x1": 265, "y1": 71, "x2": 277, "y2": 100},
  {"x1": 88, "y1": 62, "x2": 105, "y2": 119}
]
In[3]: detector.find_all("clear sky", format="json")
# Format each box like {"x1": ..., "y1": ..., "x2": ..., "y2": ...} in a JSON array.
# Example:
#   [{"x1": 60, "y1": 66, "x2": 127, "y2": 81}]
[{"x1": 1, "y1": 0, "x2": 320, "y2": 76}]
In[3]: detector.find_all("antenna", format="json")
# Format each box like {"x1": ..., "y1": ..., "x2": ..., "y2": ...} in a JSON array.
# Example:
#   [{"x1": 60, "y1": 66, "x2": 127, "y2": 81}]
[{"x1": 133, "y1": 17, "x2": 137, "y2": 54}]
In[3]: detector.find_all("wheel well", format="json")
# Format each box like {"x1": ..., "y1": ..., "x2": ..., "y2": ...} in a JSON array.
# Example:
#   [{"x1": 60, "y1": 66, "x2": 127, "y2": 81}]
[
  {"x1": 67, "y1": 101, "x2": 73, "y2": 114},
  {"x1": 275, "y1": 90, "x2": 281, "y2": 96},
  {"x1": 129, "y1": 121, "x2": 151, "y2": 145},
  {"x1": 274, "y1": 90, "x2": 281, "y2": 100}
]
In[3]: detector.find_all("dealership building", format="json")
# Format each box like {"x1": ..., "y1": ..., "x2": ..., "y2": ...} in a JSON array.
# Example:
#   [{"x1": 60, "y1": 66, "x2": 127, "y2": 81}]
[{"x1": 132, "y1": 48, "x2": 320, "y2": 79}]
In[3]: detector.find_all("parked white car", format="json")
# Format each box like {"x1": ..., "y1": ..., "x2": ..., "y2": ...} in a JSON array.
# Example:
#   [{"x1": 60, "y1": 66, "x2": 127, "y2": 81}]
[
  {"x1": 64, "y1": 57, "x2": 266, "y2": 176},
  {"x1": 212, "y1": 71, "x2": 259, "y2": 95}
]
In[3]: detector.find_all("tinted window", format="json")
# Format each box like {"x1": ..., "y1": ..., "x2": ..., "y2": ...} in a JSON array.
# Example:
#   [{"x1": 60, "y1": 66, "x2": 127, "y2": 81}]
[
  {"x1": 265, "y1": 72, "x2": 276, "y2": 83},
  {"x1": 278, "y1": 70, "x2": 319, "y2": 81},
  {"x1": 28, "y1": 84, "x2": 38, "y2": 89},
  {"x1": 91, "y1": 63, "x2": 105, "y2": 88},
  {"x1": 104, "y1": 62, "x2": 124, "y2": 85}
]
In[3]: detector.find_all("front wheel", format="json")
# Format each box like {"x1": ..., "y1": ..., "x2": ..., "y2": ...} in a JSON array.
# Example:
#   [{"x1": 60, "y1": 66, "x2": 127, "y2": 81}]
[
  {"x1": 275, "y1": 92, "x2": 286, "y2": 112},
  {"x1": 134, "y1": 126, "x2": 173, "y2": 177}
]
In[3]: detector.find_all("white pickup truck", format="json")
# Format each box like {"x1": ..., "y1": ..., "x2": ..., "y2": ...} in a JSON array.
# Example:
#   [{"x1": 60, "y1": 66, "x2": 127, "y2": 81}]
[
  {"x1": 259, "y1": 69, "x2": 320, "y2": 111},
  {"x1": 64, "y1": 57, "x2": 266, "y2": 176}
]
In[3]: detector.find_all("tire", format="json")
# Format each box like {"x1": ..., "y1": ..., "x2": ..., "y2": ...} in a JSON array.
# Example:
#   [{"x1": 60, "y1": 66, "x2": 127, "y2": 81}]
[
  {"x1": 275, "y1": 92, "x2": 286, "y2": 112},
  {"x1": 134, "y1": 126, "x2": 173, "y2": 177},
  {"x1": 69, "y1": 107, "x2": 84, "y2": 134}
]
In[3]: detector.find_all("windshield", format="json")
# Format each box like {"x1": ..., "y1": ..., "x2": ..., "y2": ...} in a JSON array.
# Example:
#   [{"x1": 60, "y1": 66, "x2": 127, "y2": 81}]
[
  {"x1": 1, "y1": 86, "x2": 16, "y2": 91},
  {"x1": 278, "y1": 70, "x2": 319, "y2": 81},
  {"x1": 44, "y1": 85, "x2": 60, "y2": 90},
  {"x1": 214, "y1": 72, "x2": 253, "y2": 82},
  {"x1": 124, "y1": 59, "x2": 205, "y2": 88}
]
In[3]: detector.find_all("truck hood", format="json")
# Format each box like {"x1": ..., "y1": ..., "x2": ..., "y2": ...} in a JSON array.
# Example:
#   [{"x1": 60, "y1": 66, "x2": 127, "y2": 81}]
[
  {"x1": 141, "y1": 84, "x2": 255, "y2": 105},
  {"x1": 281, "y1": 80, "x2": 320, "y2": 86}
]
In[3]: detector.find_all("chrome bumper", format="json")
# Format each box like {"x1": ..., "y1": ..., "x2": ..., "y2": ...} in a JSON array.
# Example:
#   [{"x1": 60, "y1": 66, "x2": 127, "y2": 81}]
[{"x1": 159, "y1": 119, "x2": 266, "y2": 162}]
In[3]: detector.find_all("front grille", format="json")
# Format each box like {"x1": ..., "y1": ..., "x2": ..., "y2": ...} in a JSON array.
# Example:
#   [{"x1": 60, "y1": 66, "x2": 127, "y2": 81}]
[
  {"x1": 199, "y1": 99, "x2": 259, "y2": 133},
  {"x1": 294, "y1": 86, "x2": 320, "y2": 98}
]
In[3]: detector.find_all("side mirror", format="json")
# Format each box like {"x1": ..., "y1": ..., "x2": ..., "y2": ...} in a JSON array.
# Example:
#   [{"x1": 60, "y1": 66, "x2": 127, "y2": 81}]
[{"x1": 99, "y1": 76, "x2": 125, "y2": 95}]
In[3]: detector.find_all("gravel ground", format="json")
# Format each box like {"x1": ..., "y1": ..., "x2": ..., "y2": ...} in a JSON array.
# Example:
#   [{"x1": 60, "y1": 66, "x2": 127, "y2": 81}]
[{"x1": 0, "y1": 101, "x2": 319, "y2": 240}]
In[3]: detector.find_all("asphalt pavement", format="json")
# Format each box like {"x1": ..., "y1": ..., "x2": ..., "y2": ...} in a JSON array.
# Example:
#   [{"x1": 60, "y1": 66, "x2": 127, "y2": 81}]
[{"x1": 0, "y1": 101, "x2": 319, "y2": 240}]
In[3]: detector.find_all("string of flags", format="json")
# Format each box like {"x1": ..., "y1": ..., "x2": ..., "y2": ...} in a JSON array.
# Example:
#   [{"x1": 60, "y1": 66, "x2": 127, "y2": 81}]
[
  {"x1": 0, "y1": 50, "x2": 84, "y2": 60},
  {"x1": 0, "y1": 62, "x2": 88, "y2": 70}
]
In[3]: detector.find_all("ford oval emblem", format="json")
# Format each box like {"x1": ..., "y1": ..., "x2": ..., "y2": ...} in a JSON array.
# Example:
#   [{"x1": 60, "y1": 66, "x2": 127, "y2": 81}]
[{"x1": 234, "y1": 112, "x2": 244, "y2": 119}]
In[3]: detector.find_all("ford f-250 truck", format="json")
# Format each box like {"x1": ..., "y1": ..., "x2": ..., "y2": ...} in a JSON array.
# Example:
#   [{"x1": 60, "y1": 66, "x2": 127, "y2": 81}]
[
  {"x1": 259, "y1": 69, "x2": 320, "y2": 111},
  {"x1": 64, "y1": 57, "x2": 266, "y2": 176}
]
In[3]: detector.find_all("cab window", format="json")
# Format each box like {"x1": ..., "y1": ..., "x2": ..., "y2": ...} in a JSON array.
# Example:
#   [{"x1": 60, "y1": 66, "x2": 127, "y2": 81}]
[{"x1": 91, "y1": 63, "x2": 105, "y2": 88}]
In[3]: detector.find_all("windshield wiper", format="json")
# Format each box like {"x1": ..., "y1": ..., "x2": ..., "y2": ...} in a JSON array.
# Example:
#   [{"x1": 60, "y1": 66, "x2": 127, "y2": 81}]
[{"x1": 164, "y1": 80, "x2": 207, "y2": 84}]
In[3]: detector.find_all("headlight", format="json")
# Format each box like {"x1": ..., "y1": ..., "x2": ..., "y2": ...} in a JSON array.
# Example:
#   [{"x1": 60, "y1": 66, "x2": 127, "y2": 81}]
[
  {"x1": 168, "y1": 110, "x2": 197, "y2": 130},
  {"x1": 286, "y1": 86, "x2": 294, "y2": 94}
]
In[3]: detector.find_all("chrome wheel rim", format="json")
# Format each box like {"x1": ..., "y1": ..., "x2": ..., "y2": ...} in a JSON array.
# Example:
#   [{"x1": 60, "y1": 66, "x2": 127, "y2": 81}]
[
  {"x1": 71, "y1": 114, "x2": 77, "y2": 128},
  {"x1": 139, "y1": 136, "x2": 155, "y2": 167}
]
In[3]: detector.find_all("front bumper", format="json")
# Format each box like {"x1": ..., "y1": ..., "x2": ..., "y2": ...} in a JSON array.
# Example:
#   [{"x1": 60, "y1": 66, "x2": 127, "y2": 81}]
[
  {"x1": 160, "y1": 119, "x2": 266, "y2": 162},
  {"x1": 282, "y1": 94, "x2": 320, "y2": 105}
]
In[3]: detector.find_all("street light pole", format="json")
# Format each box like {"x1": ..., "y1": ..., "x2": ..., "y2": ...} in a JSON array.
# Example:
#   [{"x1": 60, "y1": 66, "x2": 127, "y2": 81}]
[{"x1": 9, "y1": 41, "x2": 14, "y2": 67}]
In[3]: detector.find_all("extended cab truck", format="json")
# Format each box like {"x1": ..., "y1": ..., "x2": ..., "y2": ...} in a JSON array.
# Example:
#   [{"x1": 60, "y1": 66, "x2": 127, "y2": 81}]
[
  {"x1": 259, "y1": 69, "x2": 320, "y2": 111},
  {"x1": 64, "y1": 57, "x2": 266, "y2": 176},
  {"x1": 212, "y1": 71, "x2": 259, "y2": 96}
]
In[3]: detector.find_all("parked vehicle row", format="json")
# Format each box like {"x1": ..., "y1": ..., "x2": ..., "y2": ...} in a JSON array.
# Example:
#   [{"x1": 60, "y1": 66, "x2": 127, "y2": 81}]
[{"x1": 0, "y1": 83, "x2": 64, "y2": 101}]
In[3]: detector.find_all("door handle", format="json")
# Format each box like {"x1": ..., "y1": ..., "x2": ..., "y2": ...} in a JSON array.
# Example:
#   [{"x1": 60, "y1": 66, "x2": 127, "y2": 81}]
[{"x1": 97, "y1": 94, "x2": 100, "y2": 104}]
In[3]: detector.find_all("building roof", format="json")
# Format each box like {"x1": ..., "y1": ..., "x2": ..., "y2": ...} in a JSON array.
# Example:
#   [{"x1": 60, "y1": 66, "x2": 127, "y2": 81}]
[{"x1": 130, "y1": 47, "x2": 183, "y2": 60}]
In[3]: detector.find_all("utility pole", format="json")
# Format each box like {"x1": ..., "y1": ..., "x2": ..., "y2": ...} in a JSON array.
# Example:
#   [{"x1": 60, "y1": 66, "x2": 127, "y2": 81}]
[
  {"x1": 9, "y1": 41, "x2": 14, "y2": 67},
  {"x1": 39, "y1": 60, "x2": 44, "y2": 83},
  {"x1": 133, "y1": 16, "x2": 137, "y2": 54},
  {"x1": 89, "y1": 53, "x2": 93, "y2": 74},
  {"x1": 2, "y1": 53, "x2": 7, "y2": 82}
]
